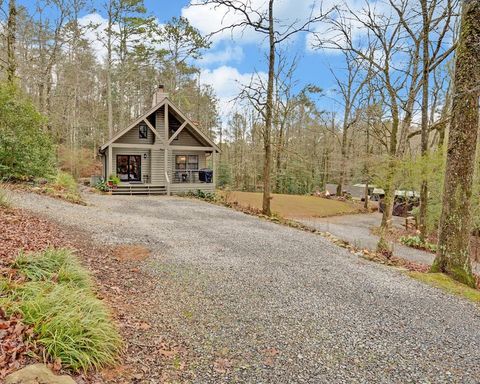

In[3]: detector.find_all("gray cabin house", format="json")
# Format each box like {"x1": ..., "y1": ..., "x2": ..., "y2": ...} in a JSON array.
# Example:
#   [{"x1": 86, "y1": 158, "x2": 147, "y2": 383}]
[{"x1": 99, "y1": 86, "x2": 220, "y2": 195}]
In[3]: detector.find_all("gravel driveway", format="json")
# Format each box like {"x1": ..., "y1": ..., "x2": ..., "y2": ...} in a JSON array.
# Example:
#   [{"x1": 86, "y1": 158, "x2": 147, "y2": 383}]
[
  {"x1": 298, "y1": 213, "x2": 480, "y2": 274},
  {"x1": 10, "y1": 191, "x2": 480, "y2": 383}
]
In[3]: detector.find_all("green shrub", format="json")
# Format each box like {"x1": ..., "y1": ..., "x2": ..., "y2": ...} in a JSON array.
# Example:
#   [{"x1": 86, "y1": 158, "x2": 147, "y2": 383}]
[
  {"x1": 187, "y1": 189, "x2": 216, "y2": 202},
  {"x1": 108, "y1": 175, "x2": 120, "y2": 186},
  {"x1": 400, "y1": 235, "x2": 437, "y2": 252},
  {"x1": 94, "y1": 179, "x2": 110, "y2": 192},
  {"x1": 0, "y1": 83, "x2": 55, "y2": 179},
  {"x1": 6, "y1": 249, "x2": 121, "y2": 372},
  {"x1": 54, "y1": 172, "x2": 78, "y2": 193},
  {"x1": 217, "y1": 161, "x2": 231, "y2": 188}
]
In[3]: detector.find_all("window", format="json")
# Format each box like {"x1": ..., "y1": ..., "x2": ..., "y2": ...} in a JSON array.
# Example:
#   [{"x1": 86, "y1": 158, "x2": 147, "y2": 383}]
[
  {"x1": 175, "y1": 155, "x2": 199, "y2": 183},
  {"x1": 175, "y1": 155, "x2": 187, "y2": 170},
  {"x1": 116, "y1": 155, "x2": 141, "y2": 182},
  {"x1": 139, "y1": 124, "x2": 148, "y2": 139},
  {"x1": 175, "y1": 155, "x2": 198, "y2": 170},
  {"x1": 187, "y1": 155, "x2": 199, "y2": 170}
]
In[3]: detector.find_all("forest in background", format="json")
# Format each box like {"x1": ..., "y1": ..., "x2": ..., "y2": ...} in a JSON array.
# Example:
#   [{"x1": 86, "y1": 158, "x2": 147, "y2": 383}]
[
  {"x1": 0, "y1": 0, "x2": 220, "y2": 179},
  {"x1": 0, "y1": 0, "x2": 479, "y2": 285}
]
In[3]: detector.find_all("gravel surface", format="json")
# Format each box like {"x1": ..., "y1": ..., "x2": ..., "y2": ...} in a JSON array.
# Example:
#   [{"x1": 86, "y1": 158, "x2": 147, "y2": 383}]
[
  {"x1": 298, "y1": 213, "x2": 480, "y2": 273},
  {"x1": 11, "y1": 191, "x2": 480, "y2": 383}
]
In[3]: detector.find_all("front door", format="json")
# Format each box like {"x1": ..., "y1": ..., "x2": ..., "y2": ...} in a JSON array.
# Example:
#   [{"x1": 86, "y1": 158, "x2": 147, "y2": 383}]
[{"x1": 116, "y1": 155, "x2": 141, "y2": 182}]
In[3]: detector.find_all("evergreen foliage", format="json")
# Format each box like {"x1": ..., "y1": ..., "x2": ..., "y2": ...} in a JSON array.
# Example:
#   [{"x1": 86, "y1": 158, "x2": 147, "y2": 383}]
[{"x1": 0, "y1": 83, "x2": 55, "y2": 180}]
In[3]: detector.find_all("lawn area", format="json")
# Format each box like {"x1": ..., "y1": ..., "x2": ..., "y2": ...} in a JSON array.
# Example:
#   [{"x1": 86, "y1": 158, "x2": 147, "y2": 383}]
[{"x1": 221, "y1": 191, "x2": 364, "y2": 218}]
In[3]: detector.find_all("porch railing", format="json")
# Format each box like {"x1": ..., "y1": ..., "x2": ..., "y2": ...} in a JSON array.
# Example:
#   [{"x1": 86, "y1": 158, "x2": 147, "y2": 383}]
[{"x1": 173, "y1": 170, "x2": 212, "y2": 184}]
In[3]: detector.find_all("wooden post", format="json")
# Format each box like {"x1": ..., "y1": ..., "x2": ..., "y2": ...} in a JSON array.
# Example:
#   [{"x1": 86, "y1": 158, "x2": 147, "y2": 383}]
[
  {"x1": 149, "y1": 149, "x2": 152, "y2": 184},
  {"x1": 212, "y1": 150, "x2": 217, "y2": 188},
  {"x1": 165, "y1": 148, "x2": 170, "y2": 196},
  {"x1": 164, "y1": 102, "x2": 169, "y2": 142},
  {"x1": 108, "y1": 145, "x2": 113, "y2": 177}
]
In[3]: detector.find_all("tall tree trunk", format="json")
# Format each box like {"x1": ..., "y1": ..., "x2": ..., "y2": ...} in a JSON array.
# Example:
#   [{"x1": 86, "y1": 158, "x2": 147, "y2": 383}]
[
  {"x1": 419, "y1": 0, "x2": 430, "y2": 241},
  {"x1": 377, "y1": 77, "x2": 400, "y2": 253},
  {"x1": 106, "y1": 1, "x2": 114, "y2": 139},
  {"x1": 275, "y1": 127, "x2": 283, "y2": 193},
  {"x1": 363, "y1": 112, "x2": 371, "y2": 210},
  {"x1": 6, "y1": 0, "x2": 17, "y2": 84},
  {"x1": 262, "y1": 0, "x2": 275, "y2": 216},
  {"x1": 432, "y1": 0, "x2": 480, "y2": 287},
  {"x1": 336, "y1": 125, "x2": 348, "y2": 196}
]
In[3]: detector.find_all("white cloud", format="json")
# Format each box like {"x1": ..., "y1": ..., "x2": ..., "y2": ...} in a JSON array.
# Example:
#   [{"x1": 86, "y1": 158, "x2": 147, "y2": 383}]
[
  {"x1": 200, "y1": 65, "x2": 267, "y2": 124},
  {"x1": 305, "y1": 0, "x2": 393, "y2": 55},
  {"x1": 199, "y1": 44, "x2": 244, "y2": 66},
  {"x1": 182, "y1": 0, "x2": 329, "y2": 46},
  {"x1": 78, "y1": 13, "x2": 111, "y2": 60}
]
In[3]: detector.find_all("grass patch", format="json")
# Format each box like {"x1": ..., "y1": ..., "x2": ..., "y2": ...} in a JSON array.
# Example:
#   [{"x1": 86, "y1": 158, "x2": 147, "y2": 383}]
[
  {"x1": 2, "y1": 248, "x2": 121, "y2": 372},
  {"x1": 219, "y1": 191, "x2": 363, "y2": 218},
  {"x1": 13, "y1": 248, "x2": 92, "y2": 288},
  {"x1": 408, "y1": 272, "x2": 480, "y2": 304},
  {"x1": 0, "y1": 188, "x2": 11, "y2": 208},
  {"x1": 2, "y1": 171, "x2": 85, "y2": 205},
  {"x1": 47, "y1": 172, "x2": 84, "y2": 205}
]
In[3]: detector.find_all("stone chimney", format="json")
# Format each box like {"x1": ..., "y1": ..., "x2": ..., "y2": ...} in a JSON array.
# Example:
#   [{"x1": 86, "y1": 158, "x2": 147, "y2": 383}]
[{"x1": 152, "y1": 84, "x2": 168, "y2": 107}]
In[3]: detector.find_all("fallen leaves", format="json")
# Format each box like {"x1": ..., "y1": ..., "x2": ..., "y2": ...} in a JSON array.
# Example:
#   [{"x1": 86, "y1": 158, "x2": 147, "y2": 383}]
[
  {"x1": 0, "y1": 207, "x2": 69, "y2": 268},
  {"x1": 113, "y1": 244, "x2": 151, "y2": 262},
  {"x1": 0, "y1": 309, "x2": 33, "y2": 379},
  {"x1": 263, "y1": 347, "x2": 280, "y2": 367},
  {"x1": 213, "y1": 357, "x2": 233, "y2": 373}
]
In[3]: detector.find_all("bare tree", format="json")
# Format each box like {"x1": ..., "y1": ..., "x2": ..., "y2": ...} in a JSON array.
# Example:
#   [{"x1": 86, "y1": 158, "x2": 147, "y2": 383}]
[
  {"x1": 316, "y1": 0, "x2": 458, "y2": 253},
  {"x1": 6, "y1": 0, "x2": 16, "y2": 83},
  {"x1": 193, "y1": 0, "x2": 329, "y2": 215},
  {"x1": 329, "y1": 50, "x2": 371, "y2": 196},
  {"x1": 432, "y1": 0, "x2": 480, "y2": 287}
]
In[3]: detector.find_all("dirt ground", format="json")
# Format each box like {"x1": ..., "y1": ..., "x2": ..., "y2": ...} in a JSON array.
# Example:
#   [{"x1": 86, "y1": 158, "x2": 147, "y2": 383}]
[{"x1": 221, "y1": 191, "x2": 364, "y2": 218}]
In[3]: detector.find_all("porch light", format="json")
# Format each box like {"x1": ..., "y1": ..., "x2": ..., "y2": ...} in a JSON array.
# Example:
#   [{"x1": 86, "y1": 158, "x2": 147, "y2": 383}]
[{"x1": 143, "y1": 153, "x2": 147, "y2": 159}]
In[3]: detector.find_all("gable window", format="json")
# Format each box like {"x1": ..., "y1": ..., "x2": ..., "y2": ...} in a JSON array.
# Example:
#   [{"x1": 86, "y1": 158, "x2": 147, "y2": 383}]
[{"x1": 139, "y1": 124, "x2": 148, "y2": 139}]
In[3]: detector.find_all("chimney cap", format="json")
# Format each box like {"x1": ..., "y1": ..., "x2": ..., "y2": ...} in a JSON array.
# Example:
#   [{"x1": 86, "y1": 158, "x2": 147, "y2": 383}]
[{"x1": 158, "y1": 84, "x2": 165, "y2": 90}]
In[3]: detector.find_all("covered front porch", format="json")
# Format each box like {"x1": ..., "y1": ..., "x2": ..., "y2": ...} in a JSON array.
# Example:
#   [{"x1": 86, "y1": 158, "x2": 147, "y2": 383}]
[{"x1": 105, "y1": 144, "x2": 217, "y2": 195}]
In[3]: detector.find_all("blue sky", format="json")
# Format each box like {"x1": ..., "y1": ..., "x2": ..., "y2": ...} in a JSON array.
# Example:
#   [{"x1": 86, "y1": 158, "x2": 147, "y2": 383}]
[{"x1": 20, "y1": 0, "x2": 348, "y2": 118}]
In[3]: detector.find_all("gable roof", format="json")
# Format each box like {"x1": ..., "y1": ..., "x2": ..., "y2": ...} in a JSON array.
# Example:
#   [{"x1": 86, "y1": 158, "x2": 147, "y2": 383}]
[{"x1": 100, "y1": 98, "x2": 220, "y2": 152}]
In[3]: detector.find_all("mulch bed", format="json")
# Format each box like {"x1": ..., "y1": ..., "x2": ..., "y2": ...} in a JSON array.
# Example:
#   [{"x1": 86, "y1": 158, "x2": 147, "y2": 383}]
[
  {"x1": 1, "y1": 206, "x2": 188, "y2": 383},
  {"x1": 0, "y1": 207, "x2": 70, "y2": 379},
  {"x1": 0, "y1": 207, "x2": 69, "y2": 267},
  {"x1": 0, "y1": 309, "x2": 34, "y2": 379}
]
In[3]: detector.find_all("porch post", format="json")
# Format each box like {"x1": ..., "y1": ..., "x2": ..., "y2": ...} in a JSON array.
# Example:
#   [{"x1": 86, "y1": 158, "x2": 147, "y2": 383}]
[
  {"x1": 212, "y1": 150, "x2": 217, "y2": 188},
  {"x1": 165, "y1": 148, "x2": 171, "y2": 196},
  {"x1": 164, "y1": 102, "x2": 169, "y2": 142},
  {"x1": 108, "y1": 146, "x2": 113, "y2": 177}
]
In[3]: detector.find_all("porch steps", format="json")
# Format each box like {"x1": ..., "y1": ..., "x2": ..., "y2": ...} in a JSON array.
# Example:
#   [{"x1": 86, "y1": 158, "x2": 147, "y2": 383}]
[{"x1": 110, "y1": 184, "x2": 167, "y2": 196}]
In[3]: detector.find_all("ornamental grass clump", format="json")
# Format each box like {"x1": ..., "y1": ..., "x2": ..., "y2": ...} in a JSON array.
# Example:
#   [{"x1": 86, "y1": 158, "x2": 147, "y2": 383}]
[{"x1": 4, "y1": 248, "x2": 122, "y2": 372}]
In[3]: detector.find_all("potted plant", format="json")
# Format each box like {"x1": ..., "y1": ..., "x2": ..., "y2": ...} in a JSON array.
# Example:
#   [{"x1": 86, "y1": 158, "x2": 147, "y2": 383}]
[{"x1": 107, "y1": 175, "x2": 120, "y2": 189}]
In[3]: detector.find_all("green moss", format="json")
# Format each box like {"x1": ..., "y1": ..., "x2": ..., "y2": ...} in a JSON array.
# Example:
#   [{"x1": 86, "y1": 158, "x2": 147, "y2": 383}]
[
  {"x1": 408, "y1": 272, "x2": 480, "y2": 304},
  {"x1": 449, "y1": 265, "x2": 477, "y2": 288},
  {"x1": 429, "y1": 257, "x2": 476, "y2": 288}
]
